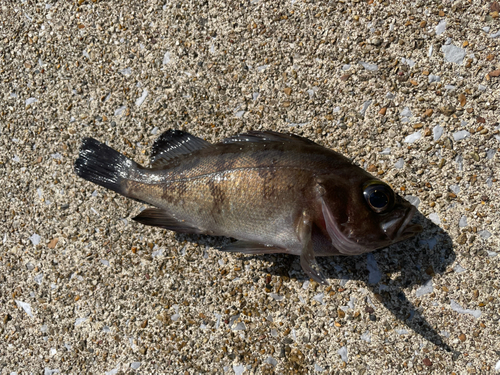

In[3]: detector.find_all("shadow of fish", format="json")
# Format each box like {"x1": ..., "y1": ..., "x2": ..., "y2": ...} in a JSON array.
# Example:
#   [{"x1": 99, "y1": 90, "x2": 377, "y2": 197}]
[{"x1": 74, "y1": 130, "x2": 422, "y2": 285}]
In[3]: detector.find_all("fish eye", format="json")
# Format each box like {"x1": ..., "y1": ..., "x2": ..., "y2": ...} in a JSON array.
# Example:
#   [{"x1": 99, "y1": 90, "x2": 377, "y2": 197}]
[{"x1": 363, "y1": 182, "x2": 394, "y2": 213}]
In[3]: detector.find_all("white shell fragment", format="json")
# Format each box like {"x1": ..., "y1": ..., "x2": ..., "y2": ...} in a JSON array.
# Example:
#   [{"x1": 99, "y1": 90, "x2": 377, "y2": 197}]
[
  {"x1": 405, "y1": 195, "x2": 420, "y2": 208},
  {"x1": 119, "y1": 67, "x2": 132, "y2": 76},
  {"x1": 105, "y1": 366, "x2": 120, "y2": 375},
  {"x1": 360, "y1": 100, "x2": 372, "y2": 117},
  {"x1": 16, "y1": 300, "x2": 34, "y2": 317},
  {"x1": 394, "y1": 158, "x2": 404, "y2": 169},
  {"x1": 428, "y1": 74, "x2": 441, "y2": 83},
  {"x1": 29, "y1": 233, "x2": 41, "y2": 246},
  {"x1": 162, "y1": 51, "x2": 171, "y2": 65},
  {"x1": 433, "y1": 125, "x2": 443, "y2": 141},
  {"x1": 26, "y1": 97, "x2": 37, "y2": 106},
  {"x1": 400, "y1": 107, "x2": 413, "y2": 118},
  {"x1": 441, "y1": 45, "x2": 466, "y2": 64},
  {"x1": 459, "y1": 216, "x2": 467, "y2": 228},
  {"x1": 400, "y1": 58, "x2": 415, "y2": 67},
  {"x1": 359, "y1": 61, "x2": 378, "y2": 71},
  {"x1": 130, "y1": 362, "x2": 141, "y2": 370},
  {"x1": 270, "y1": 293, "x2": 284, "y2": 301},
  {"x1": 264, "y1": 356, "x2": 278, "y2": 366},
  {"x1": 428, "y1": 213, "x2": 440, "y2": 225},
  {"x1": 490, "y1": 30, "x2": 500, "y2": 38},
  {"x1": 233, "y1": 364, "x2": 245, "y2": 375},
  {"x1": 313, "y1": 293, "x2": 325, "y2": 305},
  {"x1": 416, "y1": 279, "x2": 434, "y2": 297},
  {"x1": 135, "y1": 90, "x2": 148, "y2": 107},
  {"x1": 404, "y1": 131, "x2": 421, "y2": 143},
  {"x1": 454, "y1": 264, "x2": 466, "y2": 273},
  {"x1": 435, "y1": 20, "x2": 446, "y2": 35},
  {"x1": 478, "y1": 230, "x2": 491, "y2": 240},
  {"x1": 75, "y1": 317, "x2": 88, "y2": 327},
  {"x1": 361, "y1": 331, "x2": 371, "y2": 343},
  {"x1": 114, "y1": 106, "x2": 127, "y2": 116},
  {"x1": 450, "y1": 300, "x2": 481, "y2": 318},
  {"x1": 314, "y1": 363, "x2": 325, "y2": 372},
  {"x1": 337, "y1": 346, "x2": 348, "y2": 363},
  {"x1": 453, "y1": 130, "x2": 470, "y2": 141}
]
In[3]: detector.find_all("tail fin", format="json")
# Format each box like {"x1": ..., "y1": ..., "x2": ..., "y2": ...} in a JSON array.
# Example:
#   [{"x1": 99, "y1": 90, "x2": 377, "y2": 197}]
[{"x1": 74, "y1": 138, "x2": 136, "y2": 196}]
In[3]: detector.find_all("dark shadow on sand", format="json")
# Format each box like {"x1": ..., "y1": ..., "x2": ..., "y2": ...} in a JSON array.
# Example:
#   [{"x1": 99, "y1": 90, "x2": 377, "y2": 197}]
[{"x1": 174, "y1": 210, "x2": 458, "y2": 355}]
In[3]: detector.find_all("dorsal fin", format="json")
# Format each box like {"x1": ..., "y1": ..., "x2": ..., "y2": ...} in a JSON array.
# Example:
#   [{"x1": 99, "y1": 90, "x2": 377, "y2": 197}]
[
  {"x1": 222, "y1": 131, "x2": 319, "y2": 146},
  {"x1": 150, "y1": 130, "x2": 211, "y2": 168}
]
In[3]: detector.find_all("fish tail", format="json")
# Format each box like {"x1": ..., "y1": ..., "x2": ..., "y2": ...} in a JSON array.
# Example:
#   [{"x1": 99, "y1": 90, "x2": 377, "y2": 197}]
[{"x1": 74, "y1": 138, "x2": 137, "y2": 196}]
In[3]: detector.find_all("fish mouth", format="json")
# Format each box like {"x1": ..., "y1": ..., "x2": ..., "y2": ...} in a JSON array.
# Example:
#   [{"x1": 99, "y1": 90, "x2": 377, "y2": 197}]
[
  {"x1": 394, "y1": 205, "x2": 423, "y2": 240},
  {"x1": 321, "y1": 198, "x2": 423, "y2": 256}
]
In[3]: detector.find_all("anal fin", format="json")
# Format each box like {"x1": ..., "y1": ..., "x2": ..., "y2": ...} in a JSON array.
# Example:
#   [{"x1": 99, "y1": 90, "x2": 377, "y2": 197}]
[
  {"x1": 133, "y1": 208, "x2": 202, "y2": 234},
  {"x1": 221, "y1": 241, "x2": 286, "y2": 254}
]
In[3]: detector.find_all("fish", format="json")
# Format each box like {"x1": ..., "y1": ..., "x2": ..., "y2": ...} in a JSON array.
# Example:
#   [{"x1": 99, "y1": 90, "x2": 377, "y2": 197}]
[{"x1": 74, "y1": 130, "x2": 422, "y2": 285}]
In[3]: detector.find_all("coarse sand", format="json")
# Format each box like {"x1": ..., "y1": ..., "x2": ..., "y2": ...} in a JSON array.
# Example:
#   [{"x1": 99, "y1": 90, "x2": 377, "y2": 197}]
[{"x1": 1, "y1": 0, "x2": 499, "y2": 373}]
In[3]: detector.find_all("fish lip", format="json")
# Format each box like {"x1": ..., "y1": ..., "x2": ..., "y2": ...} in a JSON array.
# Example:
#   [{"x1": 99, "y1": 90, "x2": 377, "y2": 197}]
[{"x1": 394, "y1": 205, "x2": 422, "y2": 240}]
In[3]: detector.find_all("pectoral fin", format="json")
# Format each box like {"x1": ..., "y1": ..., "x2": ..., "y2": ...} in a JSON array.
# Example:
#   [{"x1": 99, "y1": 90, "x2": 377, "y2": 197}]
[
  {"x1": 221, "y1": 241, "x2": 285, "y2": 254},
  {"x1": 133, "y1": 208, "x2": 202, "y2": 234},
  {"x1": 297, "y1": 211, "x2": 329, "y2": 285}
]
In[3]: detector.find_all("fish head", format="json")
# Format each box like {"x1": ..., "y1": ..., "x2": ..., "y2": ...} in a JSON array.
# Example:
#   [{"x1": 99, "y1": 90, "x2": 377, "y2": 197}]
[{"x1": 318, "y1": 173, "x2": 422, "y2": 255}]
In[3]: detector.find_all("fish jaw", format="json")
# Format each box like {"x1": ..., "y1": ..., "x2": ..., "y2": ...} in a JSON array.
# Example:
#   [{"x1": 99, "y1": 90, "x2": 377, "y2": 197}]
[
  {"x1": 320, "y1": 195, "x2": 422, "y2": 256},
  {"x1": 382, "y1": 205, "x2": 423, "y2": 242},
  {"x1": 320, "y1": 197, "x2": 369, "y2": 255}
]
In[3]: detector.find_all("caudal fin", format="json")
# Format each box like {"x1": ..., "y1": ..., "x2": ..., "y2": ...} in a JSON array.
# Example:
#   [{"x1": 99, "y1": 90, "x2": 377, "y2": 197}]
[{"x1": 74, "y1": 138, "x2": 136, "y2": 196}]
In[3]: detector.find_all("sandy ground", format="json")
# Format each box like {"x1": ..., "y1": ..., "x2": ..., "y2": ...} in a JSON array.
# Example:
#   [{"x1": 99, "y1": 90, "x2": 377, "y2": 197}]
[{"x1": 1, "y1": 0, "x2": 500, "y2": 373}]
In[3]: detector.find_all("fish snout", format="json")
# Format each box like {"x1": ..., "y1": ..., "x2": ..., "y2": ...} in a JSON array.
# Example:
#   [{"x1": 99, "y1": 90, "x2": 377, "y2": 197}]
[{"x1": 381, "y1": 205, "x2": 422, "y2": 241}]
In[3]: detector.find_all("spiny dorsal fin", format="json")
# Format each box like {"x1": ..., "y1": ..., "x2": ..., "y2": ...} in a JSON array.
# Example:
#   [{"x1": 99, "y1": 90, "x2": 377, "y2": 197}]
[
  {"x1": 150, "y1": 130, "x2": 211, "y2": 168},
  {"x1": 222, "y1": 131, "x2": 319, "y2": 146}
]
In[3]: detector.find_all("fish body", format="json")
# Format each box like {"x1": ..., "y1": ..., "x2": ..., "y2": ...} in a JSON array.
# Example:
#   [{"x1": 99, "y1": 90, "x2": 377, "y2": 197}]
[{"x1": 75, "y1": 130, "x2": 422, "y2": 284}]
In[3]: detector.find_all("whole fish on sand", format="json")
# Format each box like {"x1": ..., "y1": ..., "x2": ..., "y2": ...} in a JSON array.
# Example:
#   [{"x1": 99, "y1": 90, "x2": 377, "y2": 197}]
[{"x1": 74, "y1": 130, "x2": 422, "y2": 285}]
